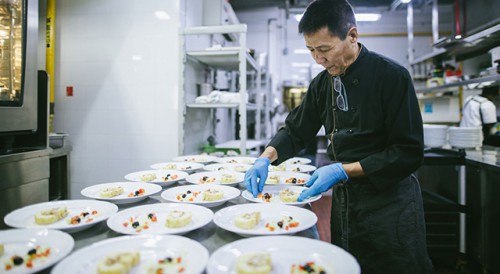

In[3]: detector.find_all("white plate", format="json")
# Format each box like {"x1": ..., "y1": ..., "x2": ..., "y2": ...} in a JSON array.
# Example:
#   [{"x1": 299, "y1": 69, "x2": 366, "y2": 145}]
[
  {"x1": 213, "y1": 203, "x2": 317, "y2": 237},
  {"x1": 52, "y1": 234, "x2": 209, "y2": 274},
  {"x1": 215, "y1": 156, "x2": 257, "y2": 164},
  {"x1": 161, "y1": 184, "x2": 241, "y2": 208},
  {"x1": 203, "y1": 163, "x2": 252, "y2": 172},
  {"x1": 207, "y1": 236, "x2": 360, "y2": 274},
  {"x1": 4, "y1": 200, "x2": 118, "y2": 233},
  {"x1": 283, "y1": 157, "x2": 312, "y2": 164},
  {"x1": 124, "y1": 170, "x2": 188, "y2": 187},
  {"x1": 172, "y1": 154, "x2": 219, "y2": 164},
  {"x1": 81, "y1": 182, "x2": 162, "y2": 204},
  {"x1": 241, "y1": 185, "x2": 322, "y2": 207},
  {"x1": 0, "y1": 229, "x2": 74, "y2": 274},
  {"x1": 150, "y1": 161, "x2": 204, "y2": 173},
  {"x1": 106, "y1": 203, "x2": 213, "y2": 235},
  {"x1": 269, "y1": 163, "x2": 317, "y2": 173},
  {"x1": 265, "y1": 171, "x2": 312, "y2": 185},
  {"x1": 185, "y1": 171, "x2": 245, "y2": 187}
]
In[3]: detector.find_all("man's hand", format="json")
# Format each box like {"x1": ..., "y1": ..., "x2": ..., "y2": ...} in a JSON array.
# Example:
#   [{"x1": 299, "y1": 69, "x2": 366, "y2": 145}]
[
  {"x1": 298, "y1": 163, "x2": 348, "y2": 201},
  {"x1": 244, "y1": 157, "x2": 271, "y2": 197}
]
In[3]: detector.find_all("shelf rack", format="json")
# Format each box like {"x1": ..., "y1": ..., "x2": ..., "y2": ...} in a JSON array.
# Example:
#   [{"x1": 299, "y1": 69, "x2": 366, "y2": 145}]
[
  {"x1": 415, "y1": 74, "x2": 500, "y2": 93},
  {"x1": 411, "y1": 23, "x2": 500, "y2": 65},
  {"x1": 179, "y1": 24, "x2": 262, "y2": 156}
]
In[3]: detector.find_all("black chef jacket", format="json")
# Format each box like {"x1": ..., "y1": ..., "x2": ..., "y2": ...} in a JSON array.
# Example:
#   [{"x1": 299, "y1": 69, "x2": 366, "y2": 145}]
[
  {"x1": 268, "y1": 44, "x2": 424, "y2": 190},
  {"x1": 268, "y1": 44, "x2": 432, "y2": 273}
]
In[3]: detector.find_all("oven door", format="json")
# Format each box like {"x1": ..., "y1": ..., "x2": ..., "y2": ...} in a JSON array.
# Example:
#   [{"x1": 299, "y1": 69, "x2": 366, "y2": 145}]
[{"x1": 0, "y1": 0, "x2": 38, "y2": 133}]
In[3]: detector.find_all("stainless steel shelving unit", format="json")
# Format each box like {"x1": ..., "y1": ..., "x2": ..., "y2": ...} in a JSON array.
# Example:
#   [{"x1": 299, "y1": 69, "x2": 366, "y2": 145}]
[
  {"x1": 179, "y1": 24, "x2": 264, "y2": 155},
  {"x1": 415, "y1": 74, "x2": 500, "y2": 93},
  {"x1": 411, "y1": 23, "x2": 500, "y2": 65}
]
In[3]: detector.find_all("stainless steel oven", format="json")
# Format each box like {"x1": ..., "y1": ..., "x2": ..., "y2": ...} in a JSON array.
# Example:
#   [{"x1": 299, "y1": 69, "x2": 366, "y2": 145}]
[
  {"x1": 0, "y1": 0, "x2": 38, "y2": 133},
  {"x1": 0, "y1": 0, "x2": 48, "y2": 229}
]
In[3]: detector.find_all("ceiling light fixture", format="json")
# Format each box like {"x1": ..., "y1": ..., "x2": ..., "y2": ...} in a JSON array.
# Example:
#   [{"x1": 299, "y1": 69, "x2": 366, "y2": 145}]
[
  {"x1": 401, "y1": 0, "x2": 412, "y2": 3},
  {"x1": 355, "y1": 13, "x2": 382, "y2": 22},
  {"x1": 295, "y1": 12, "x2": 381, "y2": 22},
  {"x1": 293, "y1": 49, "x2": 310, "y2": 54},
  {"x1": 291, "y1": 62, "x2": 311, "y2": 68},
  {"x1": 155, "y1": 11, "x2": 170, "y2": 20}
]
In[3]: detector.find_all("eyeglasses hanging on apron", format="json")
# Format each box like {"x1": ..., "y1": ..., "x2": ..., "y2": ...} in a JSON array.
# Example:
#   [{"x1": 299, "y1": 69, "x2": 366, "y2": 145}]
[{"x1": 329, "y1": 75, "x2": 350, "y2": 250}]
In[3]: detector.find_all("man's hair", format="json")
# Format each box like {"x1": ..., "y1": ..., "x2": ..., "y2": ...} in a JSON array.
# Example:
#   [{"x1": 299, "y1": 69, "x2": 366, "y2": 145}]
[
  {"x1": 298, "y1": 0, "x2": 357, "y2": 40},
  {"x1": 482, "y1": 85, "x2": 499, "y2": 99}
]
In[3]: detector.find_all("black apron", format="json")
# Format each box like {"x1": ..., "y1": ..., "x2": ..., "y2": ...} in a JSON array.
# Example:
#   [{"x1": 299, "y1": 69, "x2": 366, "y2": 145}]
[{"x1": 331, "y1": 175, "x2": 433, "y2": 274}]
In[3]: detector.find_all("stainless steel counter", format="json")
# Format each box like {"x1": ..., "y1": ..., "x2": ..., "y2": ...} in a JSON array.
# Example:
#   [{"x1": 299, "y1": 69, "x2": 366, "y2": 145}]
[
  {"x1": 420, "y1": 145, "x2": 500, "y2": 272},
  {"x1": 39, "y1": 186, "x2": 320, "y2": 273},
  {"x1": 0, "y1": 149, "x2": 50, "y2": 229},
  {"x1": 464, "y1": 145, "x2": 500, "y2": 168}
]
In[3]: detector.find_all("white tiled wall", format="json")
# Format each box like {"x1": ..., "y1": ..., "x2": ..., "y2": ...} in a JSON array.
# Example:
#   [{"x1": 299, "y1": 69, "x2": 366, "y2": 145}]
[{"x1": 45, "y1": 0, "x2": 181, "y2": 198}]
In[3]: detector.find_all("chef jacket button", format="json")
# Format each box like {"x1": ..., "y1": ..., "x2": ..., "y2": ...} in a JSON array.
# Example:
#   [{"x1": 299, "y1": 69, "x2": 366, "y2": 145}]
[
  {"x1": 352, "y1": 79, "x2": 359, "y2": 85},
  {"x1": 333, "y1": 106, "x2": 338, "y2": 111},
  {"x1": 334, "y1": 128, "x2": 339, "y2": 133},
  {"x1": 347, "y1": 129, "x2": 353, "y2": 134}
]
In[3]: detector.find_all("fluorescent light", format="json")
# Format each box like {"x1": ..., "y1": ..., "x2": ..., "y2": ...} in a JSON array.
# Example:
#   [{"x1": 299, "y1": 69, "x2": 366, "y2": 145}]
[
  {"x1": 355, "y1": 13, "x2": 381, "y2": 22},
  {"x1": 296, "y1": 12, "x2": 380, "y2": 22},
  {"x1": 297, "y1": 12, "x2": 380, "y2": 22},
  {"x1": 401, "y1": 0, "x2": 411, "y2": 3},
  {"x1": 291, "y1": 62, "x2": 311, "y2": 68},
  {"x1": 155, "y1": 11, "x2": 170, "y2": 20},
  {"x1": 293, "y1": 49, "x2": 310, "y2": 54}
]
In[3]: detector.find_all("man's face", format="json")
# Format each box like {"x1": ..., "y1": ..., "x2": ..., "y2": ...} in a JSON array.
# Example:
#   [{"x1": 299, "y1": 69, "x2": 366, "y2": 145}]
[{"x1": 304, "y1": 27, "x2": 355, "y2": 76}]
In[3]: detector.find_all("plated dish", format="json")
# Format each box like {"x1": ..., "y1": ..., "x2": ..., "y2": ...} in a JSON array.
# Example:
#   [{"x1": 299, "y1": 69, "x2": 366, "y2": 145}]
[
  {"x1": 4, "y1": 200, "x2": 118, "y2": 233},
  {"x1": 150, "y1": 161, "x2": 204, "y2": 173},
  {"x1": 203, "y1": 163, "x2": 252, "y2": 173},
  {"x1": 269, "y1": 163, "x2": 317, "y2": 173},
  {"x1": 161, "y1": 184, "x2": 241, "y2": 208},
  {"x1": 206, "y1": 235, "x2": 360, "y2": 274},
  {"x1": 215, "y1": 156, "x2": 257, "y2": 164},
  {"x1": 80, "y1": 182, "x2": 162, "y2": 204},
  {"x1": 0, "y1": 228, "x2": 74, "y2": 274},
  {"x1": 241, "y1": 185, "x2": 322, "y2": 207},
  {"x1": 171, "y1": 154, "x2": 219, "y2": 164},
  {"x1": 264, "y1": 171, "x2": 311, "y2": 185},
  {"x1": 52, "y1": 234, "x2": 209, "y2": 274},
  {"x1": 185, "y1": 171, "x2": 245, "y2": 187},
  {"x1": 213, "y1": 203, "x2": 317, "y2": 237},
  {"x1": 124, "y1": 170, "x2": 188, "y2": 187},
  {"x1": 284, "y1": 157, "x2": 312, "y2": 165},
  {"x1": 106, "y1": 203, "x2": 213, "y2": 235}
]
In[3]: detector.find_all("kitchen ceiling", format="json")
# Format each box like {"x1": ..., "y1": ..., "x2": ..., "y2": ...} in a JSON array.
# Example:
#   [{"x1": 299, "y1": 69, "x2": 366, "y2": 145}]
[{"x1": 229, "y1": 0, "x2": 454, "y2": 11}]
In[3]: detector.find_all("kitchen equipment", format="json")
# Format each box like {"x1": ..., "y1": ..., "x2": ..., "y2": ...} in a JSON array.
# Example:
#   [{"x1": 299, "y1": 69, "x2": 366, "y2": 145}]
[
  {"x1": 0, "y1": 0, "x2": 39, "y2": 133},
  {"x1": 283, "y1": 86, "x2": 307, "y2": 111}
]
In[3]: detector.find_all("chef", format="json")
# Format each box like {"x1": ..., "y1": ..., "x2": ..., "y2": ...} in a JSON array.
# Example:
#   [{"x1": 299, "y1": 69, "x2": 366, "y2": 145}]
[{"x1": 244, "y1": 0, "x2": 433, "y2": 272}]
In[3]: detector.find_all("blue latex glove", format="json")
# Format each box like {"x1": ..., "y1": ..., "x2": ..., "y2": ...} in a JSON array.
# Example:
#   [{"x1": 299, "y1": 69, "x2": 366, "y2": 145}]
[
  {"x1": 244, "y1": 157, "x2": 271, "y2": 198},
  {"x1": 298, "y1": 163, "x2": 348, "y2": 202}
]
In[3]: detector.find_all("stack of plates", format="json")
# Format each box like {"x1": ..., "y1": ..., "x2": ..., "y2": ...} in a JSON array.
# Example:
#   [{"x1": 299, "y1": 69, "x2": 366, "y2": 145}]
[
  {"x1": 423, "y1": 124, "x2": 448, "y2": 148},
  {"x1": 448, "y1": 126, "x2": 482, "y2": 148}
]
